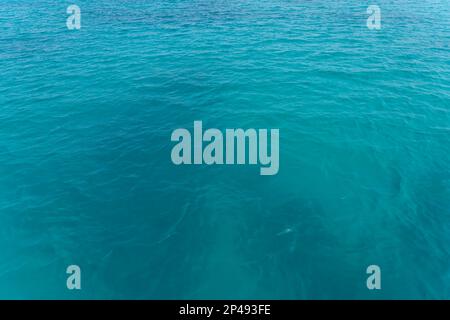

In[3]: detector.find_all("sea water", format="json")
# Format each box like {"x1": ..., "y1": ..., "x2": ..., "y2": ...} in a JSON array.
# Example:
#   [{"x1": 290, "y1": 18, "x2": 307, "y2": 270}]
[{"x1": 0, "y1": 0, "x2": 449, "y2": 299}]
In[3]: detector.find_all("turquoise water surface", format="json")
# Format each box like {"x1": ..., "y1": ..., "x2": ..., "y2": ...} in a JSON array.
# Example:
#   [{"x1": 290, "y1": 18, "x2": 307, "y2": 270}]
[{"x1": 1, "y1": 0, "x2": 450, "y2": 299}]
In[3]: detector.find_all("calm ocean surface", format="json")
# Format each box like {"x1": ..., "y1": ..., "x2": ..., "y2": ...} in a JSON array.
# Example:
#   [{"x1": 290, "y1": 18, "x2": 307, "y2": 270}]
[{"x1": 0, "y1": 0, "x2": 449, "y2": 299}]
